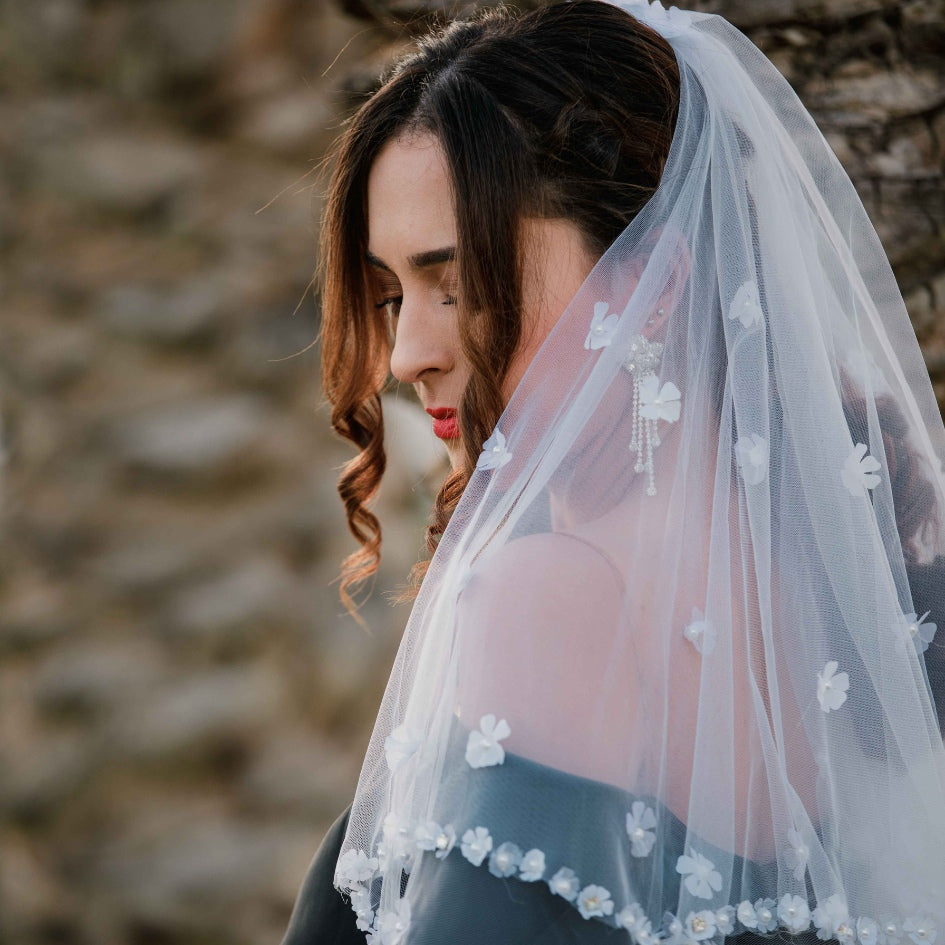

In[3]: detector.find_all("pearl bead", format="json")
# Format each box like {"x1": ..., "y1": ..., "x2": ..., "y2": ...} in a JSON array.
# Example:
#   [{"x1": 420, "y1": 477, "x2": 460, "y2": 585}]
[{"x1": 692, "y1": 917, "x2": 707, "y2": 934}]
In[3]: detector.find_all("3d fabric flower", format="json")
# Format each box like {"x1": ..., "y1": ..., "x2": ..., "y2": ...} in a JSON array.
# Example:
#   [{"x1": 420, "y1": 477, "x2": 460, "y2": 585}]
[
  {"x1": 375, "y1": 898, "x2": 411, "y2": 945},
  {"x1": 728, "y1": 280, "x2": 764, "y2": 328},
  {"x1": 786, "y1": 826, "x2": 810, "y2": 881},
  {"x1": 625, "y1": 800, "x2": 658, "y2": 856},
  {"x1": 460, "y1": 826, "x2": 493, "y2": 867},
  {"x1": 548, "y1": 866, "x2": 580, "y2": 901},
  {"x1": 812, "y1": 894, "x2": 851, "y2": 941},
  {"x1": 576, "y1": 885, "x2": 614, "y2": 920},
  {"x1": 585, "y1": 301, "x2": 619, "y2": 350},
  {"x1": 816, "y1": 660, "x2": 849, "y2": 713},
  {"x1": 488, "y1": 841, "x2": 522, "y2": 878},
  {"x1": 384, "y1": 724, "x2": 420, "y2": 772},
  {"x1": 465, "y1": 713, "x2": 511, "y2": 768},
  {"x1": 894, "y1": 609, "x2": 937, "y2": 655},
  {"x1": 519, "y1": 848, "x2": 545, "y2": 881},
  {"x1": 735, "y1": 432, "x2": 769, "y2": 485},
  {"x1": 414, "y1": 821, "x2": 456, "y2": 859},
  {"x1": 778, "y1": 895, "x2": 812, "y2": 933},
  {"x1": 683, "y1": 606, "x2": 717, "y2": 655},
  {"x1": 685, "y1": 910, "x2": 717, "y2": 940},
  {"x1": 638, "y1": 373, "x2": 682, "y2": 423},
  {"x1": 675, "y1": 849, "x2": 723, "y2": 899},
  {"x1": 476, "y1": 429, "x2": 513, "y2": 470},
  {"x1": 335, "y1": 849, "x2": 378, "y2": 890},
  {"x1": 841, "y1": 442, "x2": 882, "y2": 496}
]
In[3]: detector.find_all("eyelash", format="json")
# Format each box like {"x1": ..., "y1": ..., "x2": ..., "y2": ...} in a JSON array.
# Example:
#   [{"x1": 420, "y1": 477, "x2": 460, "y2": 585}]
[{"x1": 373, "y1": 294, "x2": 457, "y2": 317}]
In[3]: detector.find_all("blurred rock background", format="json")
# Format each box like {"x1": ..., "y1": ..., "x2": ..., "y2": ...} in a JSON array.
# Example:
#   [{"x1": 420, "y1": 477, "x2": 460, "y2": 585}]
[{"x1": 0, "y1": 0, "x2": 942, "y2": 943}]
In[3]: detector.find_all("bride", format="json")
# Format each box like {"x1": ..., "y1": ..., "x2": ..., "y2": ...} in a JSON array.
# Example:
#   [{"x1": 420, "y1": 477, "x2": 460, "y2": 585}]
[{"x1": 283, "y1": 1, "x2": 945, "y2": 942}]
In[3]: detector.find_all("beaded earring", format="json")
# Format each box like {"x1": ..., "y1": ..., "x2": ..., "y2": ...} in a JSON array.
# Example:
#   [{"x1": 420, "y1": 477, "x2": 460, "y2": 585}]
[{"x1": 623, "y1": 309, "x2": 668, "y2": 496}]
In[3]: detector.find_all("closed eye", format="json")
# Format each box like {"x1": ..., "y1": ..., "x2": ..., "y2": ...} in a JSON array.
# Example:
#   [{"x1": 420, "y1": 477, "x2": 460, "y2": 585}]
[{"x1": 375, "y1": 296, "x2": 402, "y2": 318}]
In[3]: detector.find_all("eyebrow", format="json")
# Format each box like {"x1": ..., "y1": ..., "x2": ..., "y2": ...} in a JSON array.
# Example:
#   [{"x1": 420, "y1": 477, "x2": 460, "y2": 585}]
[{"x1": 365, "y1": 246, "x2": 456, "y2": 272}]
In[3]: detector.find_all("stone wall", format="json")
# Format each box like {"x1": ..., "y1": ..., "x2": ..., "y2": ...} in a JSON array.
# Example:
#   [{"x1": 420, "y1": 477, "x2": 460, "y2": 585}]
[{"x1": 0, "y1": 1, "x2": 942, "y2": 944}]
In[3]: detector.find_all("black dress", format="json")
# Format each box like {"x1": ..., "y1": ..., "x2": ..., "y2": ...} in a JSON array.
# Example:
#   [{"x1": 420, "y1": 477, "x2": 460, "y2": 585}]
[
  {"x1": 280, "y1": 721, "x2": 828, "y2": 945},
  {"x1": 281, "y1": 804, "x2": 364, "y2": 945}
]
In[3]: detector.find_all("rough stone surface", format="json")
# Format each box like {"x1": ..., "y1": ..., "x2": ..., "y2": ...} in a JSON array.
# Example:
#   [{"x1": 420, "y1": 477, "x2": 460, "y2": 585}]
[{"x1": 0, "y1": 1, "x2": 942, "y2": 943}]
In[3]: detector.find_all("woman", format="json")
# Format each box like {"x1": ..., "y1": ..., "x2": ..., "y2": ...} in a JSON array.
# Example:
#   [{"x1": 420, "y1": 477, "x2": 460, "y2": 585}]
[{"x1": 283, "y1": 1, "x2": 945, "y2": 942}]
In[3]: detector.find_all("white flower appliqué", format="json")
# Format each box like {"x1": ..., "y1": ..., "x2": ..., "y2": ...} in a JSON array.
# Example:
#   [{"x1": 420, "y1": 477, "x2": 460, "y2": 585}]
[
  {"x1": 685, "y1": 910, "x2": 717, "y2": 941},
  {"x1": 786, "y1": 826, "x2": 810, "y2": 882},
  {"x1": 576, "y1": 885, "x2": 614, "y2": 920},
  {"x1": 384, "y1": 724, "x2": 420, "y2": 772},
  {"x1": 465, "y1": 713, "x2": 511, "y2": 768},
  {"x1": 841, "y1": 442, "x2": 882, "y2": 496},
  {"x1": 880, "y1": 917, "x2": 904, "y2": 945},
  {"x1": 675, "y1": 849, "x2": 723, "y2": 900},
  {"x1": 488, "y1": 841, "x2": 522, "y2": 878},
  {"x1": 548, "y1": 866, "x2": 581, "y2": 901},
  {"x1": 335, "y1": 849, "x2": 378, "y2": 890},
  {"x1": 735, "y1": 432, "x2": 769, "y2": 485},
  {"x1": 378, "y1": 810, "x2": 414, "y2": 873},
  {"x1": 715, "y1": 906, "x2": 736, "y2": 935},
  {"x1": 414, "y1": 821, "x2": 456, "y2": 860},
  {"x1": 816, "y1": 660, "x2": 849, "y2": 713},
  {"x1": 728, "y1": 280, "x2": 764, "y2": 328},
  {"x1": 616, "y1": 903, "x2": 648, "y2": 934},
  {"x1": 476, "y1": 428, "x2": 512, "y2": 470},
  {"x1": 638, "y1": 373, "x2": 682, "y2": 423},
  {"x1": 350, "y1": 886, "x2": 375, "y2": 932},
  {"x1": 519, "y1": 848, "x2": 546, "y2": 881},
  {"x1": 858, "y1": 917, "x2": 880, "y2": 945},
  {"x1": 625, "y1": 800, "x2": 658, "y2": 856},
  {"x1": 737, "y1": 900, "x2": 758, "y2": 929},
  {"x1": 375, "y1": 898, "x2": 411, "y2": 945},
  {"x1": 683, "y1": 606, "x2": 717, "y2": 656},
  {"x1": 904, "y1": 917, "x2": 937, "y2": 945},
  {"x1": 585, "y1": 301, "x2": 619, "y2": 350},
  {"x1": 812, "y1": 894, "x2": 851, "y2": 941},
  {"x1": 778, "y1": 895, "x2": 812, "y2": 933},
  {"x1": 893, "y1": 609, "x2": 937, "y2": 655},
  {"x1": 754, "y1": 899, "x2": 778, "y2": 933},
  {"x1": 663, "y1": 912, "x2": 685, "y2": 944},
  {"x1": 460, "y1": 826, "x2": 493, "y2": 867}
]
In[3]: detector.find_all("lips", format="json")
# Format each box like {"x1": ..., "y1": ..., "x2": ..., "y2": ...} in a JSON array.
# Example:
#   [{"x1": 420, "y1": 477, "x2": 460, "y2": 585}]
[{"x1": 426, "y1": 407, "x2": 460, "y2": 440}]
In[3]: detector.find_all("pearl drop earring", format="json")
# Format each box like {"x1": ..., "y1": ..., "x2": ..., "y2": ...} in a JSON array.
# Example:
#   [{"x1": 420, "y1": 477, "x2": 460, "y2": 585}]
[{"x1": 623, "y1": 307, "x2": 676, "y2": 496}]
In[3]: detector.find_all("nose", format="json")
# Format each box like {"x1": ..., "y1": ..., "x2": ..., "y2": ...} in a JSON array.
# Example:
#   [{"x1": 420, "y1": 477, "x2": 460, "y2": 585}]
[{"x1": 388, "y1": 298, "x2": 454, "y2": 386}]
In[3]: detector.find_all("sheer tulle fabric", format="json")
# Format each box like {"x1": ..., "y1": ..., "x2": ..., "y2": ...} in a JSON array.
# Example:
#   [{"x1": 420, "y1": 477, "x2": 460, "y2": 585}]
[{"x1": 334, "y1": 3, "x2": 945, "y2": 940}]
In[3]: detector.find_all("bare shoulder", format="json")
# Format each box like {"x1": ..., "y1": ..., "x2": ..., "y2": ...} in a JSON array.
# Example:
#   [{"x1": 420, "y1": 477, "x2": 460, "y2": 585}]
[{"x1": 462, "y1": 530, "x2": 624, "y2": 624}]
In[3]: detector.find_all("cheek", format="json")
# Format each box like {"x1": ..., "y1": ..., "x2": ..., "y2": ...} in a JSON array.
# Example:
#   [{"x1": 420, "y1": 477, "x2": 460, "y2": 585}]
[{"x1": 501, "y1": 334, "x2": 544, "y2": 402}]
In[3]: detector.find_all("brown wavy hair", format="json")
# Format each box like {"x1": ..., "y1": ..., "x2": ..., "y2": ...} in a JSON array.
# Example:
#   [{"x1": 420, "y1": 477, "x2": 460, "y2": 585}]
[{"x1": 319, "y1": 0, "x2": 681, "y2": 612}]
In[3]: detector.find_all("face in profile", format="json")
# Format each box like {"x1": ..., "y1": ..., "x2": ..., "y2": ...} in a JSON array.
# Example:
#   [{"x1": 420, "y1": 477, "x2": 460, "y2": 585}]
[{"x1": 366, "y1": 130, "x2": 598, "y2": 470}]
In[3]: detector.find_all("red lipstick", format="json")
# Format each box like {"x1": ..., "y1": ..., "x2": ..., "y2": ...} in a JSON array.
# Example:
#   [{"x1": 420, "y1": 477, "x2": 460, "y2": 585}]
[{"x1": 426, "y1": 407, "x2": 460, "y2": 440}]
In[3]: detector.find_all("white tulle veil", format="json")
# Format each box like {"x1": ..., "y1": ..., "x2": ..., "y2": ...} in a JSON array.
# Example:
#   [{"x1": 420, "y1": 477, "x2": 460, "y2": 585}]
[{"x1": 332, "y1": 1, "x2": 945, "y2": 941}]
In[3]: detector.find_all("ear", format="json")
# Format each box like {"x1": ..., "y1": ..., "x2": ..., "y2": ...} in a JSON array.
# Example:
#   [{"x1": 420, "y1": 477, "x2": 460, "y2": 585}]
[{"x1": 641, "y1": 229, "x2": 691, "y2": 341}]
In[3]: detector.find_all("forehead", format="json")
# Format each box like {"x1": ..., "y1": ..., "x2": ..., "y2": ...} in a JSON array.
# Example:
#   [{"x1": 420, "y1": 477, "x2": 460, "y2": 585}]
[{"x1": 366, "y1": 131, "x2": 456, "y2": 263}]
